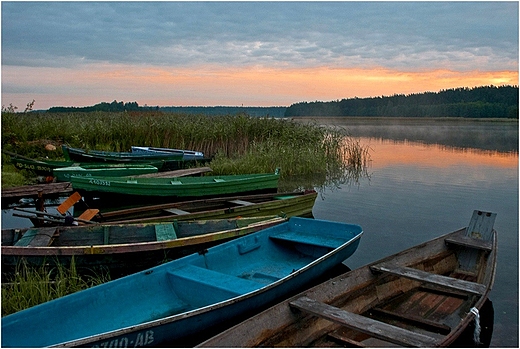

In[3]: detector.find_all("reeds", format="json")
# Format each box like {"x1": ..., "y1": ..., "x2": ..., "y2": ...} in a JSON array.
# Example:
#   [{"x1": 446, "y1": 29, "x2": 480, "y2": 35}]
[
  {"x1": 2, "y1": 259, "x2": 110, "y2": 317},
  {"x1": 1, "y1": 111, "x2": 370, "y2": 189}
]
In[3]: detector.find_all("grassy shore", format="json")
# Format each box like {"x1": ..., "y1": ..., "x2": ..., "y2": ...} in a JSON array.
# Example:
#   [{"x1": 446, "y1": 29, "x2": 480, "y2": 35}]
[{"x1": 2, "y1": 111, "x2": 370, "y2": 189}]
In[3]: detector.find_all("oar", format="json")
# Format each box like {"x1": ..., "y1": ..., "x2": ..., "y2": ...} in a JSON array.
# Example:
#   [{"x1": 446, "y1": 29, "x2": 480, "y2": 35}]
[
  {"x1": 13, "y1": 207, "x2": 95, "y2": 224},
  {"x1": 12, "y1": 213, "x2": 66, "y2": 224}
]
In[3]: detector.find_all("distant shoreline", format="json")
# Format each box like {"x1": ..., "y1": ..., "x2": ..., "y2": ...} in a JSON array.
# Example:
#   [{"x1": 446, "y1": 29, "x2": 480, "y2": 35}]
[{"x1": 290, "y1": 116, "x2": 518, "y2": 124}]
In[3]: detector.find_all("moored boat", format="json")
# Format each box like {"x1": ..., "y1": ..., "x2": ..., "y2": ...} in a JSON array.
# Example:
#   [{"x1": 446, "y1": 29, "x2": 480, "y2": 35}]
[
  {"x1": 1, "y1": 217, "x2": 363, "y2": 347},
  {"x1": 131, "y1": 146, "x2": 205, "y2": 160},
  {"x1": 69, "y1": 169, "x2": 280, "y2": 200},
  {"x1": 198, "y1": 210, "x2": 497, "y2": 348},
  {"x1": 1, "y1": 216, "x2": 286, "y2": 280},
  {"x1": 88, "y1": 190, "x2": 317, "y2": 224},
  {"x1": 62, "y1": 144, "x2": 184, "y2": 163},
  {"x1": 52, "y1": 164, "x2": 159, "y2": 182}
]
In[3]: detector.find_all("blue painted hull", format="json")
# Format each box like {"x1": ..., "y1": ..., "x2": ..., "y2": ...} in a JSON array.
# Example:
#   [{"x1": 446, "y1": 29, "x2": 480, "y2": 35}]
[{"x1": 1, "y1": 217, "x2": 363, "y2": 348}]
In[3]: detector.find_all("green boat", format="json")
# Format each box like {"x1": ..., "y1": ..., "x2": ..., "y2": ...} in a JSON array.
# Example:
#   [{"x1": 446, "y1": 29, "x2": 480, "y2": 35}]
[
  {"x1": 52, "y1": 164, "x2": 159, "y2": 182},
  {"x1": 70, "y1": 170, "x2": 281, "y2": 200}
]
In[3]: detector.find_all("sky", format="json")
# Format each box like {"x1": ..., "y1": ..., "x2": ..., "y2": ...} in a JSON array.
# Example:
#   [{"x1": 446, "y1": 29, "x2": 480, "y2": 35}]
[{"x1": 1, "y1": 1, "x2": 519, "y2": 110}]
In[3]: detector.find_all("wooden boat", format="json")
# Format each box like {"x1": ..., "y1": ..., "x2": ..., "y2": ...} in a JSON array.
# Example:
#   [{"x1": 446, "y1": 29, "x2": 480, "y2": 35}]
[
  {"x1": 1, "y1": 216, "x2": 286, "y2": 280},
  {"x1": 198, "y1": 210, "x2": 497, "y2": 348},
  {"x1": 69, "y1": 169, "x2": 280, "y2": 199},
  {"x1": 62, "y1": 144, "x2": 185, "y2": 163},
  {"x1": 52, "y1": 164, "x2": 159, "y2": 182},
  {"x1": 1, "y1": 217, "x2": 364, "y2": 348},
  {"x1": 131, "y1": 146, "x2": 205, "y2": 160},
  {"x1": 87, "y1": 190, "x2": 318, "y2": 224}
]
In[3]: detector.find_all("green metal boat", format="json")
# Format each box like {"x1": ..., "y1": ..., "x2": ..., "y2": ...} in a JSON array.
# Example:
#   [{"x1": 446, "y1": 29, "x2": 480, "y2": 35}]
[
  {"x1": 69, "y1": 170, "x2": 280, "y2": 199},
  {"x1": 52, "y1": 164, "x2": 159, "y2": 182}
]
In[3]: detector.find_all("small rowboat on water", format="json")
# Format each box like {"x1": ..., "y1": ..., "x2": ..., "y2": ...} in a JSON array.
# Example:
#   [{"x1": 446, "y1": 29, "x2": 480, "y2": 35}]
[
  {"x1": 52, "y1": 164, "x2": 159, "y2": 182},
  {"x1": 1, "y1": 216, "x2": 286, "y2": 280},
  {"x1": 131, "y1": 146, "x2": 205, "y2": 160},
  {"x1": 198, "y1": 210, "x2": 497, "y2": 348},
  {"x1": 1, "y1": 217, "x2": 363, "y2": 348},
  {"x1": 62, "y1": 145, "x2": 185, "y2": 163},
  {"x1": 69, "y1": 169, "x2": 280, "y2": 200}
]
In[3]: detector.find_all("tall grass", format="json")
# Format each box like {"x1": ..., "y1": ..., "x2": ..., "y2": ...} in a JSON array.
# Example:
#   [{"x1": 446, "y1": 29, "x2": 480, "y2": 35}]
[
  {"x1": 1, "y1": 111, "x2": 370, "y2": 189},
  {"x1": 2, "y1": 259, "x2": 110, "y2": 317}
]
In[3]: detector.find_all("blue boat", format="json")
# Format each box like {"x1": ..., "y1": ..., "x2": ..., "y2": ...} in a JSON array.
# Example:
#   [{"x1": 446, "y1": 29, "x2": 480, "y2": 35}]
[
  {"x1": 1, "y1": 217, "x2": 363, "y2": 348},
  {"x1": 131, "y1": 146, "x2": 205, "y2": 161}
]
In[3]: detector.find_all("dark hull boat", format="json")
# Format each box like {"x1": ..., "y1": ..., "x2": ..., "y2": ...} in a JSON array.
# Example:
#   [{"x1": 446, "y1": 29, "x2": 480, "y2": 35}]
[
  {"x1": 1, "y1": 216, "x2": 286, "y2": 280},
  {"x1": 1, "y1": 217, "x2": 363, "y2": 348},
  {"x1": 199, "y1": 210, "x2": 497, "y2": 348}
]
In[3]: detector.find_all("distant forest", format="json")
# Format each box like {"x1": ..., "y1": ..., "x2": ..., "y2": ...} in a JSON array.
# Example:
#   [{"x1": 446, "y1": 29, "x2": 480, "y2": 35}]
[
  {"x1": 45, "y1": 85, "x2": 518, "y2": 119},
  {"x1": 47, "y1": 102, "x2": 286, "y2": 117},
  {"x1": 285, "y1": 85, "x2": 518, "y2": 119}
]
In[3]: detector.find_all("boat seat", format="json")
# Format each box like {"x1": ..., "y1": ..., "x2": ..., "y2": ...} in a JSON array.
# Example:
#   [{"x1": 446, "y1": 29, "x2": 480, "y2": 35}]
[
  {"x1": 270, "y1": 232, "x2": 344, "y2": 250},
  {"x1": 370, "y1": 264, "x2": 486, "y2": 295},
  {"x1": 14, "y1": 227, "x2": 57, "y2": 247},
  {"x1": 163, "y1": 208, "x2": 190, "y2": 215},
  {"x1": 167, "y1": 264, "x2": 261, "y2": 296},
  {"x1": 228, "y1": 199, "x2": 254, "y2": 206},
  {"x1": 290, "y1": 296, "x2": 439, "y2": 347},
  {"x1": 445, "y1": 232, "x2": 493, "y2": 251},
  {"x1": 155, "y1": 224, "x2": 177, "y2": 241}
]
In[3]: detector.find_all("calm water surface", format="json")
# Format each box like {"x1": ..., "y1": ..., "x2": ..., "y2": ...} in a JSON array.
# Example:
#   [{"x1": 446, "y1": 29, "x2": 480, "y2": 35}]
[{"x1": 308, "y1": 118, "x2": 518, "y2": 347}]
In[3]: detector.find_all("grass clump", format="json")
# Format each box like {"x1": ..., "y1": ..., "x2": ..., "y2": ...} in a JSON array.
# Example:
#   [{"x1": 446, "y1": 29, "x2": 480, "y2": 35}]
[{"x1": 2, "y1": 259, "x2": 110, "y2": 317}]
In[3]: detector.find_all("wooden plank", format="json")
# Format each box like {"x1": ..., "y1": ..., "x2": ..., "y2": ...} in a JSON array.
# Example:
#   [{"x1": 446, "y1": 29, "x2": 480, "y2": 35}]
[
  {"x1": 77, "y1": 209, "x2": 99, "y2": 221},
  {"x1": 371, "y1": 307, "x2": 452, "y2": 333},
  {"x1": 370, "y1": 264, "x2": 486, "y2": 295},
  {"x1": 57, "y1": 191, "x2": 82, "y2": 214},
  {"x1": 155, "y1": 224, "x2": 177, "y2": 241},
  {"x1": 228, "y1": 199, "x2": 255, "y2": 206},
  {"x1": 132, "y1": 167, "x2": 212, "y2": 178},
  {"x1": 445, "y1": 234, "x2": 493, "y2": 251},
  {"x1": 15, "y1": 227, "x2": 57, "y2": 247},
  {"x1": 328, "y1": 330, "x2": 367, "y2": 347},
  {"x1": 289, "y1": 297, "x2": 439, "y2": 347},
  {"x1": 465, "y1": 210, "x2": 496, "y2": 240},
  {"x1": 163, "y1": 208, "x2": 190, "y2": 215}
]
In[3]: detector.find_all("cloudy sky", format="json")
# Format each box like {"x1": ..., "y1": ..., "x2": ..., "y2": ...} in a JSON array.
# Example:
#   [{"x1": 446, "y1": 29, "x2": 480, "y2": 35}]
[{"x1": 2, "y1": 1, "x2": 518, "y2": 110}]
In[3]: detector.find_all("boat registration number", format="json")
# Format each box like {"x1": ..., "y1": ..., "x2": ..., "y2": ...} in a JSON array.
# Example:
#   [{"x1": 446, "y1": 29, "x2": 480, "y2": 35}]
[
  {"x1": 92, "y1": 330, "x2": 154, "y2": 347},
  {"x1": 88, "y1": 178, "x2": 111, "y2": 186}
]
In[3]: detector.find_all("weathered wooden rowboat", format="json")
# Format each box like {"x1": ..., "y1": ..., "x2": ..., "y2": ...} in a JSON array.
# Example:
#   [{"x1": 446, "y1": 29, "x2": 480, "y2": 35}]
[
  {"x1": 62, "y1": 144, "x2": 185, "y2": 162},
  {"x1": 1, "y1": 217, "x2": 363, "y2": 348},
  {"x1": 198, "y1": 210, "x2": 497, "y2": 348},
  {"x1": 1, "y1": 216, "x2": 286, "y2": 279},
  {"x1": 88, "y1": 190, "x2": 317, "y2": 224},
  {"x1": 52, "y1": 164, "x2": 159, "y2": 182},
  {"x1": 69, "y1": 169, "x2": 280, "y2": 199},
  {"x1": 131, "y1": 146, "x2": 205, "y2": 160}
]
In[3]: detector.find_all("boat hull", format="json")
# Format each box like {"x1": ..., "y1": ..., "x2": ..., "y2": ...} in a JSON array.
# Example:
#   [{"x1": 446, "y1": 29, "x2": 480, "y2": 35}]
[
  {"x1": 89, "y1": 190, "x2": 318, "y2": 224},
  {"x1": 69, "y1": 171, "x2": 280, "y2": 199},
  {"x1": 52, "y1": 164, "x2": 159, "y2": 182},
  {"x1": 1, "y1": 217, "x2": 363, "y2": 347},
  {"x1": 1, "y1": 217, "x2": 286, "y2": 280}
]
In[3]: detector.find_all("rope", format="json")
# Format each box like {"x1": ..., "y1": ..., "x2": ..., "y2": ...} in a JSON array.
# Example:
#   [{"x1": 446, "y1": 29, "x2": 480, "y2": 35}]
[{"x1": 470, "y1": 307, "x2": 481, "y2": 345}]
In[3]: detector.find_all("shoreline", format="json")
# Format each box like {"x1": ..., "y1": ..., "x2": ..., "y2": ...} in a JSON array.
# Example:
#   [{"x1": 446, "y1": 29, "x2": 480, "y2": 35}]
[{"x1": 289, "y1": 116, "x2": 518, "y2": 124}]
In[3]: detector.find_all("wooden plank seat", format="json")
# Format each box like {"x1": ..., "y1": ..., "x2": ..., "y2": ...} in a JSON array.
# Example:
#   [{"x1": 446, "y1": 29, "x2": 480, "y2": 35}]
[
  {"x1": 14, "y1": 227, "x2": 57, "y2": 247},
  {"x1": 289, "y1": 297, "x2": 439, "y2": 347},
  {"x1": 270, "y1": 232, "x2": 345, "y2": 249},
  {"x1": 370, "y1": 264, "x2": 486, "y2": 295},
  {"x1": 228, "y1": 199, "x2": 255, "y2": 206},
  {"x1": 445, "y1": 233, "x2": 493, "y2": 251},
  {"x1": 163, "y1": 208, "x2": 190, "y2": 215},
  {"x1": 167, "y1": 265, "x2": 261, "y2": 296},
  {"x1": 155, "y1": 224, "x2": 177, "y2": 241}
]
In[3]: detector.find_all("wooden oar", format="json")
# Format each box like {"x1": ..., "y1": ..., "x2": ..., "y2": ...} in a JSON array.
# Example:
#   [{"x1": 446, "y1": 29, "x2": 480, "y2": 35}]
[{"x1": 12, "y1": 213, "x2": 66, "y2": 224}]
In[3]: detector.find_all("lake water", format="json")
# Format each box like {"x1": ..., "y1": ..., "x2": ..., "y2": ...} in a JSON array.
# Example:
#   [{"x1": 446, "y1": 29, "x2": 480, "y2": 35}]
[{"x1": 301, "y1": 117, "x2": 518, "y2": 348}]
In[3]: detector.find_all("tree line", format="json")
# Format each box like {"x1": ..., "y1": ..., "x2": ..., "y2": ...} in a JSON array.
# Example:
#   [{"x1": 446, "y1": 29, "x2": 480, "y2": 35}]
[{"x1": 285, "y1": 85, "x2": 519, "y2": 118}]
